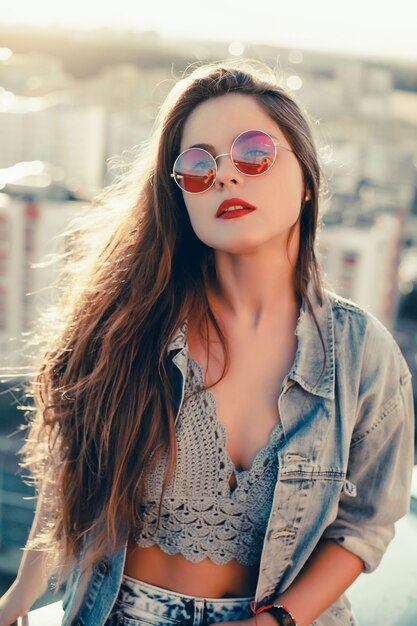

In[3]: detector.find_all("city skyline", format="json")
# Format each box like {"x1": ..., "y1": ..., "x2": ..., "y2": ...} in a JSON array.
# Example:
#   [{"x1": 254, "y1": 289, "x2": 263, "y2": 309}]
[{"x1": 1, "y1": 0, "x2": 417, "y2": 63}]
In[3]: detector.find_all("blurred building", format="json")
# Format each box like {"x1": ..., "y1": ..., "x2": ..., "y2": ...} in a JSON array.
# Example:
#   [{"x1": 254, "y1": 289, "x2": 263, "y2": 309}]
[
  {"x1": 318, "y1": 211, "x2": 406, "y2": 328},
  {"x1": 0, "y1": 98, "x2": 107, "y2": 196},
  {"x1": 0, "y1": 190, "x2": 87, "y2": 370},
  {"x1": 0, "y1": 49, "x2": 74, "y2": 95},
  {"x1": 299, "y1": 60, "x2": 417, "y2": 203},
  {"x1": 104, "y1": 110, "x2": 152, "y2": 185}
]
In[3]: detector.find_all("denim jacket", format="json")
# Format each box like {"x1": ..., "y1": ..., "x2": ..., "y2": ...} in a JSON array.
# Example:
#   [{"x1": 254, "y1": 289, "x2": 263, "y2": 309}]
[{"x1": 61, "y1": 284, "x2": 415, "y2": 626}]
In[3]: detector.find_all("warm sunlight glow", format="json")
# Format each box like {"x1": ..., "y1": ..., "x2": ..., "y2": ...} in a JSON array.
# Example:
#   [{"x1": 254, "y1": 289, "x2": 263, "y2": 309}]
[{"x1": 1, "y1": 0, "x2": 417, "y2": 61}]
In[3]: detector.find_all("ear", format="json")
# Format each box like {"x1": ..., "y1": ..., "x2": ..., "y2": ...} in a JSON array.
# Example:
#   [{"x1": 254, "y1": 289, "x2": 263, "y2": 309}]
[{"x1": 304, "y1": 189, "x2": 311, "y2": 201}]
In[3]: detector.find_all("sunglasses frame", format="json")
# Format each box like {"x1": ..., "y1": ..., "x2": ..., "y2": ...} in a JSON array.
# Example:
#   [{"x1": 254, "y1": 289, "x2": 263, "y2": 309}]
[{"x1": 170, "y1": 128, "x2": 294, "y2": 194}]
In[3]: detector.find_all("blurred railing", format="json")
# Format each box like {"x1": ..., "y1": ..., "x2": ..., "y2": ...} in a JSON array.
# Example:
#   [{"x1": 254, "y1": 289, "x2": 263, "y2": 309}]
[{"x1": 17, "y1": 601, "x2": 63, "y2": 625}]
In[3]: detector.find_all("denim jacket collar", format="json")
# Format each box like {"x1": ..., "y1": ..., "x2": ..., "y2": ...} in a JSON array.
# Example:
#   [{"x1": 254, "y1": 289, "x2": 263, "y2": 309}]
[{"x1": 166, "y1": 281, "x2": 335, "y2": 401}]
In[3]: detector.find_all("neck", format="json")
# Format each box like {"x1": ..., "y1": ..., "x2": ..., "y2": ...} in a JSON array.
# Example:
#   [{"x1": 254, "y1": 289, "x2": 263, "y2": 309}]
[{"x1": 207, "y1": 236, "x2": 300, "y2": 331}]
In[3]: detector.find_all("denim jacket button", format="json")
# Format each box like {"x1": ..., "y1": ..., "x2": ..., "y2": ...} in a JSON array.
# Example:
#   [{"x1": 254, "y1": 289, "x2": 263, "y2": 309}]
[{"x1": 99, "y1": 558, "x2": 110, "y2": 574}]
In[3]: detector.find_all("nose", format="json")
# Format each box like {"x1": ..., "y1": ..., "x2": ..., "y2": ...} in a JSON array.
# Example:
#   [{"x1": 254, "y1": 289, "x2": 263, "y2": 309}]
[{"x1": 213, "y1": 153, "x2": 244, "y2": 190}]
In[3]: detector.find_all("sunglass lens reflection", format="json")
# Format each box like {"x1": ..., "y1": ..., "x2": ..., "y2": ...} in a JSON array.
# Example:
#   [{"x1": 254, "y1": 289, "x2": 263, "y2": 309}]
[
  {"x1": 174, "y1": 148, "x2": 215, "y2": 192},
  {"x1": 232, "y1": 131, "x2": 275, "y2": 175}
]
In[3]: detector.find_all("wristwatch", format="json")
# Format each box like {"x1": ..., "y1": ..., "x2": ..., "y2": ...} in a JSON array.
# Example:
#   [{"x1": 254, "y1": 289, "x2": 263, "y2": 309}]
[{"x1": 264, "y1": 604, "x2": 297, "y2": 626}]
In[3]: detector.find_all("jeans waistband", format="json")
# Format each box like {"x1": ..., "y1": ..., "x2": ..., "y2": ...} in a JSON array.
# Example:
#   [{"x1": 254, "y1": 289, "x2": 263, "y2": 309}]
[
  {"x1": 114, "y1": 573, "x2": 255, "y2": 625},
  {"x1": 121, "y1": 573, "x2": 254, "y2": 602}
]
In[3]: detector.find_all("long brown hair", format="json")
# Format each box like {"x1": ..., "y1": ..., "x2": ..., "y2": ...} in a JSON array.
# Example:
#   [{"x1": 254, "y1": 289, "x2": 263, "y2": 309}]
[{"x1": 18, "y1": 58, "x2": 328, "y2": 591}]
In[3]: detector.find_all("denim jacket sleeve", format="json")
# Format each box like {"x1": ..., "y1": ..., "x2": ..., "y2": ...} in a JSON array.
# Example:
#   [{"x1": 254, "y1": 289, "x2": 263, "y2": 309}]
[{"x1": 322, "y1": 317, "x2": 415, "y2": 573}]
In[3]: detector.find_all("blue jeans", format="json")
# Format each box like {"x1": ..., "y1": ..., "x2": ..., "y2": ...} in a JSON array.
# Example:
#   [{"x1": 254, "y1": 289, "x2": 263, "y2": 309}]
[{"x1": 105, "y1": 573, "x2": 255, "y2": 625}]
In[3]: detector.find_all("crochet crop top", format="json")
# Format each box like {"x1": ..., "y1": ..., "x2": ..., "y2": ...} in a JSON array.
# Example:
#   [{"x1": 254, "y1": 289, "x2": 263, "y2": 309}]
[{"x1": 132, "y1": 338, "x2": 283, "y2": 566}]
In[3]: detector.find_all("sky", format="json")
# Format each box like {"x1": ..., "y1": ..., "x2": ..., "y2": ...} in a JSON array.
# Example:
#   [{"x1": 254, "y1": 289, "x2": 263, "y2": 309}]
[{"x1": 1, "y1": 0, "x2": 417, "y2": 62}]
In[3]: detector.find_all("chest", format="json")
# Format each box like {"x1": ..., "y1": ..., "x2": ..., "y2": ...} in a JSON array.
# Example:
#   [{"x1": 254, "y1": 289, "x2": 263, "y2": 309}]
[{"x1": 186, "y1": 321, "x2": 298, "y2": 474}]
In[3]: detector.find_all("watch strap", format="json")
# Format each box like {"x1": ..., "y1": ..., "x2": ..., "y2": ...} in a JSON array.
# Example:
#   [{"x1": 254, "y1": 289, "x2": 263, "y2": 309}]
[{"x1": 264, "y1": 604, "x2": 298, "y2": 626}]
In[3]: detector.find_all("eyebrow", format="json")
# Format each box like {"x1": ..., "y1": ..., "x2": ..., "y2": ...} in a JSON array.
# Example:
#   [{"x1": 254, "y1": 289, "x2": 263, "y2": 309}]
[
  {"x1": 186, "y1": 133, "x2": 281, "y2": 152},
  {"x1": 188, "y1": 143, "x2": 214, "y2": 150}
]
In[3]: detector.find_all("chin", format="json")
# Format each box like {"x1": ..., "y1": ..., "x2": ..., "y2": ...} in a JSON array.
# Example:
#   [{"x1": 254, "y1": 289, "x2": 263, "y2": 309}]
[
  {"x1": 196, "y1": 230, "x2": 266, "y2": 254},
  {"x1": 214, "y1": 239, "x2": 264, "y2": 255}
]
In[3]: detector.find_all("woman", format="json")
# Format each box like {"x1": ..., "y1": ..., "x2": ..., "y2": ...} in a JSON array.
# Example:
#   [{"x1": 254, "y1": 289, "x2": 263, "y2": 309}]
[{"x1": 0, "y1": 60, "x2": 414, "y2": 626}]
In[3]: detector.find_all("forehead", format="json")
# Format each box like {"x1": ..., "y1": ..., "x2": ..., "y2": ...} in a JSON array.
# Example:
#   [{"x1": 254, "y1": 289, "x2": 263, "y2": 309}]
[{"x1": 180, "y1": 92, "x2": 286, "y2": 151}]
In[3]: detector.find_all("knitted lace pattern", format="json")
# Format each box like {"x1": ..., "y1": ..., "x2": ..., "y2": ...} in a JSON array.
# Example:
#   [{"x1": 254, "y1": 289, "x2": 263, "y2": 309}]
[{"x1": 132, "y1": 352, "x2": 283, "y2": 565}]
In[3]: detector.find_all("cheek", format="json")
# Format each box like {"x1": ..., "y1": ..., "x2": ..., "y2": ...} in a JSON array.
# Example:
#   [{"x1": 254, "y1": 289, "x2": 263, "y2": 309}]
[
  {"x1": 183, "y1": 196, "x2": 197, "y2": 219},
  {"x1": 183, "y1": 196, "x2": 209, "y2": 233},
  {"x1": 276, "y1": 167, "x2": 305, "y2": 209},
  {"x1": 264, "y1": 175, "x2": 302, "y2": 216}
]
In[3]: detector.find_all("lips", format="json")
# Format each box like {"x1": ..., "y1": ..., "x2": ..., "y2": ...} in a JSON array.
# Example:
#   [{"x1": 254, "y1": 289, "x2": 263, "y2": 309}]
[{"x1": 216, "y1": 198, "x2": 257, "y2": 218}]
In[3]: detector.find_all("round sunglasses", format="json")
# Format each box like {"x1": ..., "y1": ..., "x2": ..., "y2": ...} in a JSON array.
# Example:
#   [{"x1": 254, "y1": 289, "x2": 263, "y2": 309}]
[{"x1": 170, "y1": 129, "x2": 294, "y2": 194}]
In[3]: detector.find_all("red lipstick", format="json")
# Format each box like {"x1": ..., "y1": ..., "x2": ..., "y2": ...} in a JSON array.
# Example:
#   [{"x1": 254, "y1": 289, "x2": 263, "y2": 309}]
[{"x1": 216, "y1": 198, "x2": 256, "y2": 218}]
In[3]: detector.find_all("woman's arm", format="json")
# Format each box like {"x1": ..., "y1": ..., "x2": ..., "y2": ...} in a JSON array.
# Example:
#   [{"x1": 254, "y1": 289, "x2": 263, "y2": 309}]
[
  {"x1": 0, "y1": 491, "x2": 57, "y2": 623},
  {"x1": 257, "y1": 353, "x2": 414, "y2": 626},
  {"x1": 257, "y1": 538, "x2": 364, "y2": 626},
  {"x1": 216, "y1": 539, "x2": 363, "y2": 626},
  {"x1": 16, "y1": 490, "x2": 57, "y2": 603}
]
